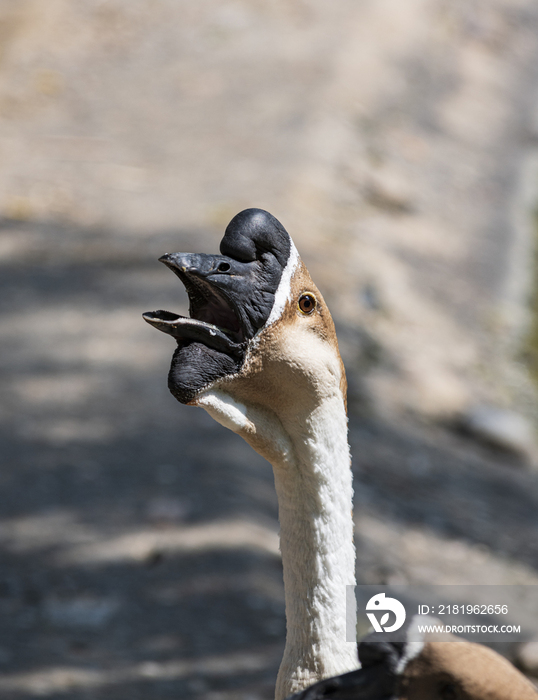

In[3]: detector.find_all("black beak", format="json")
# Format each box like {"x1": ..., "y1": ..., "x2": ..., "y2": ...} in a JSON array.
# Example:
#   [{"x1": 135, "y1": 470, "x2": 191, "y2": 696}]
[{"x1": 142, "y1": 208, "x2": 293, "y2": 404}]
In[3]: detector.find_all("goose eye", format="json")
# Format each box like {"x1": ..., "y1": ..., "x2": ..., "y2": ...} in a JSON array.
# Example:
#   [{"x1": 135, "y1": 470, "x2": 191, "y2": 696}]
[
  {"x1": 298, "y1": 294, "x2": 316, "y2": 314},
  {"x1": 438, "y1": 682, "x2": 459, "y2": 700}
]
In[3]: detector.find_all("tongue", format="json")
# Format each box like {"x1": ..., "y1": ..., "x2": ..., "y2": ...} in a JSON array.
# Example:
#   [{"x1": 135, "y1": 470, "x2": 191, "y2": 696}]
[{"x1": 142, "y1": 311, "x2": 243, "y2": 357}]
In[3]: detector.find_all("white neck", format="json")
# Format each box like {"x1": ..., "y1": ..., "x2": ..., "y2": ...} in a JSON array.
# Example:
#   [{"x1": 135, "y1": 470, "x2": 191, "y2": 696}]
[
  {"x1": 273, "y1": 394, "x2": 357, "y2": 700},
  {"x1": 198, "y1": 388, "x2": 358, "y2": 700}
]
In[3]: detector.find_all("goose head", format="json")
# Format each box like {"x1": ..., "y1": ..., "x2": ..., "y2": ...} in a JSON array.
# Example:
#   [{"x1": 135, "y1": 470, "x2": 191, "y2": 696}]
[
  {"x1": 288, "y1": 619, "x2": 538, "y2": 700},
  {"x1": 143, "y1": 208, "x2": 346, "y2": 449}
]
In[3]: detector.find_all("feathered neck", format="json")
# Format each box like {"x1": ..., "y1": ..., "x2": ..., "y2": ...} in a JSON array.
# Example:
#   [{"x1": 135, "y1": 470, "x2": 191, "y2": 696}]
[
  {"x1": 198, "y1": 385, "x2": 357, "y2": 700},
  {"x1": 271, "y1": 391, "x2": 357, "y2": 699}
]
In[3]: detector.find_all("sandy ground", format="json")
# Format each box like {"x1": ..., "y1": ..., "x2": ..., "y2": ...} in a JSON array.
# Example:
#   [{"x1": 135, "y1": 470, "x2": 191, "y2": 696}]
[{"x1": 1, "y1": 1, "x2": 538, "y2": 698}]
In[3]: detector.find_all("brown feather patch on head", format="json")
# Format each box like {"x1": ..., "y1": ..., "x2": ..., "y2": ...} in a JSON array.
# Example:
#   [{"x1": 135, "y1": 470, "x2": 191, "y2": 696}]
[
  {"x1": 215, "y1": 258, "x2": 348, "y2": 418},
  {"x1": 399, "y1": 640, "x2": 538, "y2": 700}
]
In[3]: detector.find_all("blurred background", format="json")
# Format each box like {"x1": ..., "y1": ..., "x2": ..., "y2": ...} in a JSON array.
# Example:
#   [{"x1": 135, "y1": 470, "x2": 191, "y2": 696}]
[{"x1": 2, "y1": 0, "x2": 538, "y2": 698}]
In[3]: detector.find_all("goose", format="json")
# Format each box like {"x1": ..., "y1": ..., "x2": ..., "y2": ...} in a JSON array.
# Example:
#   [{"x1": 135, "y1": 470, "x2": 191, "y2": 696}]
[
  {"x1": 144, "y1": 208, "x2": 356, "y2": 698},
  {"x1": 143, "y1": 208, "x2": 537, "y2": 700},
  {"x1": 290, "y1": 618, "x2": 538, "y2": 700}
]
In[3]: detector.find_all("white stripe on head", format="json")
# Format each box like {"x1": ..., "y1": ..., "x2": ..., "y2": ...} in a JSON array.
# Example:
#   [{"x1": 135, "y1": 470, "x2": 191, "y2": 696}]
[
  {"x1": 266, "y1": 240, "x2": 300, "y2": 326},
  {"x1": 396, "y1": 640, "x2": 425, "y2": 674},
  {"x1": 395, "y1": 614, "x2": 432, "y2": 674}
]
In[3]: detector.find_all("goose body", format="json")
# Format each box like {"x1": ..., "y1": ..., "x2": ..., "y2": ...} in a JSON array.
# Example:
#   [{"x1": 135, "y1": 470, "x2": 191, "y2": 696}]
[{"x1": 144, "y1": 209, "x2": 537, "y2": 700}]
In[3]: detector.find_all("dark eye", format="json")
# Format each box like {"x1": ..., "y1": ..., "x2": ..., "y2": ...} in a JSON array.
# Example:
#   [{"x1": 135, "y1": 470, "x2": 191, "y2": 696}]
[
  {"x1": 438, "y1": 682, "x2": 459, "y2": 700},
  {"x1": 298, "y1": 294, "x2": 316, "y2": 314},
  {"x1": 217, "y1": 262, "x2": 230, "y2": 272}
]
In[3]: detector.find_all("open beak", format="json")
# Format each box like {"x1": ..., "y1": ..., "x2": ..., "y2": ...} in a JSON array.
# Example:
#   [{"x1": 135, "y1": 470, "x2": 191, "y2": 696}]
[{"x1": 143, "y1": 252, "x2": 247, "y2": 358}]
